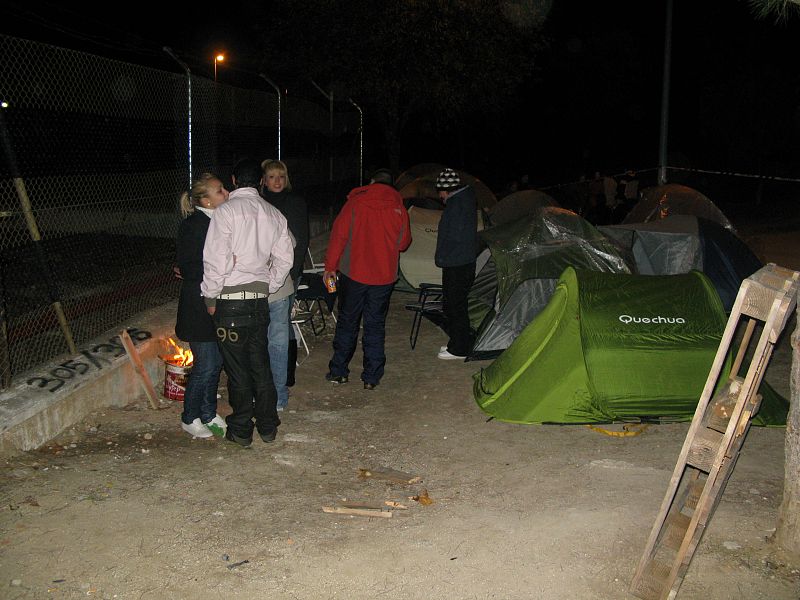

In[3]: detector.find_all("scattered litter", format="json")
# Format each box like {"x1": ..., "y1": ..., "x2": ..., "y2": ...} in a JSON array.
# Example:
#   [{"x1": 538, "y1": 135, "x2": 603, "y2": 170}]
[
  {"x1": 408, "y1": 489, "x2": 434, "y2": 506},
  {"x1": 221, "y1": 554, "x2": 229, "y2": 562},
  {"x1": 52, "y1": 579, "x2": 66, "y2": 583},
  {"x1": 140, "y1": 449, "x2": 150, "y2": 454},
  {"x1": 723, "y1": 541, "x2": 742, "y2": 550},
  {"x1": 384, "y1": 501, "x2": 408, "y2": 509},
  {"x1": 212, "y1": 511, "x2": 224, "y2": 517},
  {"x1": 11, "y1": 579, "x2": 21, "y2": 586},
  {"x1": 586, "y1": 423, "x2": 650, "y2": 437},
  {"x1": 143, "y1": 433, "x2": 153, "y2": 440},
  {"x1": 226, "y1": 559, "x2": 249, "y2": 570}
]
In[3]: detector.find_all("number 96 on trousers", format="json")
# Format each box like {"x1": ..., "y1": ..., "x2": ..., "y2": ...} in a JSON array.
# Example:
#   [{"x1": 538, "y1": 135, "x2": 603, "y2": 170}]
[{"x1": 216, "y1": 327, "x2": 240, "y2": 343}]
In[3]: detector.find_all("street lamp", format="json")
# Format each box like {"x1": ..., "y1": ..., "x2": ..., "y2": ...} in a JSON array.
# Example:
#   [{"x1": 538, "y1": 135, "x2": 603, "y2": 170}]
[{"x1": 214, "y1": 53, "x2": 225, "y2": 82}]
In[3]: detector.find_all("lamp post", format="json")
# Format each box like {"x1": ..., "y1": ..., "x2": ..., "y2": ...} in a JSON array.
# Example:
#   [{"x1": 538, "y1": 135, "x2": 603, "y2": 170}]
[{"x1": 214, "y1": 53, "x2": 225, "y2": 82}]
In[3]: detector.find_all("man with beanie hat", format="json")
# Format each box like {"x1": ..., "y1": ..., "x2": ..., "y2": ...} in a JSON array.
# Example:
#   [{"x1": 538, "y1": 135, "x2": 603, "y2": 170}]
[
  {"x1": 434, "y1": 168, "x2": 477, "y2": 360},
  {"x1": 323, "y1": 168, "x2": 411, "y2": 389}
]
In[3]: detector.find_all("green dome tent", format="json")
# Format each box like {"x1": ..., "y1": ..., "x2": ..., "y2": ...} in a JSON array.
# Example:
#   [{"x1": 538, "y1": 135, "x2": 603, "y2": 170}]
[
  {"x1": 467, "y1": 207, "x2": 632, "y2": 360},
  {"x1": 473, "y1": 267, "x2": 787, "y2": 425}
]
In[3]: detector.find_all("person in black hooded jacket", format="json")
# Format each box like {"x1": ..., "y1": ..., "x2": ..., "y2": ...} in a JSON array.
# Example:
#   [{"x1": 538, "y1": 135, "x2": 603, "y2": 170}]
[{"x1": 175, "y1": 173, "x2": 228, "y2": 438}]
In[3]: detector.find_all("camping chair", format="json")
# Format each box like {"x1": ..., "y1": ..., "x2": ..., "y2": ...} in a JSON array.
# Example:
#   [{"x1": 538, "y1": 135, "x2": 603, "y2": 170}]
[
  {"x1": 295, "y1": 272, "x2": 337, "y2": 335},
  {"x1": 404, "y1": 283, "x2": 443, "y2": 349},
  {"x1": 304, "y1": 248, "x2": 325, "y2": 274},
  {"x1": 291, "y1": 301, "x2": 313, "y2": 359}
]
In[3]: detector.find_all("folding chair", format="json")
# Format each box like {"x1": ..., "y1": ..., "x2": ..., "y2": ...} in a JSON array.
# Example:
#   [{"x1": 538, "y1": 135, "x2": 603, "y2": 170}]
[
  {"x1": 404, "y1": 283, "x2": 443, "y2": 349},
  {"x1": 304, "y1": 247, "x2": 325, "y2": 274},
  {"x1": 291, "y1": 302, "x2": 313, "y2": 359},
  {"x1": 295, "y1": 272, "x2": 337, "y2": 335}
]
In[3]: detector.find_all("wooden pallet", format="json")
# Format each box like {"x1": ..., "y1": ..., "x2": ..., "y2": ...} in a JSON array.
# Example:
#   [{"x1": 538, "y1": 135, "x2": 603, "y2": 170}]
[{"x1": 630, "y1": 263, "x2": 799, "y2": 600}]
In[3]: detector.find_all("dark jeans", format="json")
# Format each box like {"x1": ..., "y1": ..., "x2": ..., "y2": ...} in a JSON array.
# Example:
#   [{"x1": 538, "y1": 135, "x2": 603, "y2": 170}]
[
  {"x1": 181, "y1": 340, "x2": 223, "y2": 425},
  {"x1": 214, "y1": 298, "x2": 280, "y2": 439},
  {"x1": 328, "y1": 273, "x2": 394, "y2": 385},
  {"x1": 442, "y1": 262, "x2": 476, "y2": 356}
]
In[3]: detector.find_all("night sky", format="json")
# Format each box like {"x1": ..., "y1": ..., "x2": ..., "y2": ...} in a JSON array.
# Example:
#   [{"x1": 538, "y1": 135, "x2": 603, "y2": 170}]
[{"x1": 2, "y1": 1, "x2": 799, "y2": 192}]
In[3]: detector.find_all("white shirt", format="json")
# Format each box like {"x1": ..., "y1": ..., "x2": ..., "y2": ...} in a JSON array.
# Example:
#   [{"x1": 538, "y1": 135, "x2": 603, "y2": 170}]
[{"x1": 201, "y1": 187, "x2": 294, "y2": 298}]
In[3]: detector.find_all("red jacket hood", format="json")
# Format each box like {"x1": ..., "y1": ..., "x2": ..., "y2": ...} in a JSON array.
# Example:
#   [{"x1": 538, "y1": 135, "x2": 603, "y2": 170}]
[{"x1": 347, "y1": 183, "x2": 403, "y2": 209}]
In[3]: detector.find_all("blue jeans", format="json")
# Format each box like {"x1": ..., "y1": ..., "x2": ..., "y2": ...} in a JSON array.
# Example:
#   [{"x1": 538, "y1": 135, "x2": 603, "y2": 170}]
[
  {"x1": 268, "y1": 295, "x2": 292, "y2": 408},
  {"x1": 328, "y1": 273, "x2": 394, "y2": 385},
  {"x1": 181, "y1": 340, "x2": 223, "y2": 425}
]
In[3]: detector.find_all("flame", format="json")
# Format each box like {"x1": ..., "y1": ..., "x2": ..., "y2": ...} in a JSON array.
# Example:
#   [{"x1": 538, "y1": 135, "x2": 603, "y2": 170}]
[{"x1": 159, "y1": 337, "x2": 194, "y2": 367}]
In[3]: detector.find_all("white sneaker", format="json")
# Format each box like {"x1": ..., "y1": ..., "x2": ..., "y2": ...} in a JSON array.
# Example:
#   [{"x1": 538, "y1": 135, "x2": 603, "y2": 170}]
[
  {"x1": 438, "y1": 347, "x2": 465, "y2": 360},
  {"x1": 182, "y1": 418, "x2": 213, "y2": 438},
  {"x1": 204, "y1": 415, "x2": 227, "y2": 437}
]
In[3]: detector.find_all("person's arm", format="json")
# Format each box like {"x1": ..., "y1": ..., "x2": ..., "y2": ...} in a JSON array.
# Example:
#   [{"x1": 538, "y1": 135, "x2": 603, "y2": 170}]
[
  {"x1": 201, "y1": 206, "x2": 234, "y2": 309},
  {"x1": 293, "y1": 197, "x2": 310, "y2": 278},
  {"x1": 175, "y1": 218, "x2": 205, "y2": 280},
  {"x1": 268, "y1": 216, "x2": 295, "y2": 294},
  {"x1": 324, "y1": 199, "x2": 353, "y2": 272}
]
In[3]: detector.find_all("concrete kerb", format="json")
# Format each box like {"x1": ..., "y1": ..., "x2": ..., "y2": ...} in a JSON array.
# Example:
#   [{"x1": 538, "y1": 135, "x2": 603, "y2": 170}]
[{"x1": 0, "y1": 302, "x2": 179, "y2": 456}]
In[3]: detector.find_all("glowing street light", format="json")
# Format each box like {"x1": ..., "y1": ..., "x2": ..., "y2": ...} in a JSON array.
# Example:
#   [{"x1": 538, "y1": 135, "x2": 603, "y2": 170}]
[{"x1": 214, "y1": 53, "x2": 225, "y2": 82}]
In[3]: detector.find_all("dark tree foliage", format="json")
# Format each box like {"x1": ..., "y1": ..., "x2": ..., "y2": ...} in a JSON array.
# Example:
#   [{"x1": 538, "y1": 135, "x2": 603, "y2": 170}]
[{"x1": 253, "y1": 0, "x2": 547, "y2": 171}]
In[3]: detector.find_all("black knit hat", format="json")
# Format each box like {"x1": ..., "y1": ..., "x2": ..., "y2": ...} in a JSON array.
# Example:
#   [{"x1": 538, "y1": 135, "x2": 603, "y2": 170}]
[{"x1": 435, "y1": 168, "x2": 461, "y2": 191}]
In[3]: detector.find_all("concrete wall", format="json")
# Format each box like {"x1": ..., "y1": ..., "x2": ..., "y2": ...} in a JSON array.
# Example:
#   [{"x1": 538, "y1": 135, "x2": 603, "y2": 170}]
[{"x1": 0, "y1": 302, "x2": 178, "y2": 455}]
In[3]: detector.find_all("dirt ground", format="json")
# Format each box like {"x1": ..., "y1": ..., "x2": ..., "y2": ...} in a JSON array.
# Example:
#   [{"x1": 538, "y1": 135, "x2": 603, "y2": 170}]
[{"x1": 1, "y1": 233, "x2": 800, "y2": 599}]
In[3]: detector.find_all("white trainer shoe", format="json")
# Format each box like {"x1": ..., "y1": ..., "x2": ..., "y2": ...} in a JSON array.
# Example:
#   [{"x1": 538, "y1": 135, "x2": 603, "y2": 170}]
[
  {"x1": 204, "y1": 415, "x2": 227, "y2": 437},
  {"x1": 182, "y1": 418, "x2": 213, "y2": 438},
  {"x1": 437, "y1": 347, "x2": 465, "y2": 360}
]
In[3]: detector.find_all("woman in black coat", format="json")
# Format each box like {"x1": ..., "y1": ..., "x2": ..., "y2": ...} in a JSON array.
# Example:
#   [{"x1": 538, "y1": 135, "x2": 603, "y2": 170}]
[{"x1": 175, "y1": 173, "x2": 228, "y2": 438}]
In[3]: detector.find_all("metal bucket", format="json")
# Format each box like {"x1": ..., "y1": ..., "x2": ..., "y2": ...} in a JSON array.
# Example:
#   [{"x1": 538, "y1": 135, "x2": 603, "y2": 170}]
[{"x1": 163, "y1": 362, "x2": 191, "y2": 401}]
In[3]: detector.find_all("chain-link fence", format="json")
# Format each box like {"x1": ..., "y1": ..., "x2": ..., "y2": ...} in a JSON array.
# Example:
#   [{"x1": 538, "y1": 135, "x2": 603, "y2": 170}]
[{"x1": 0, "y1": 34, "x2": 359, "y2": 388}]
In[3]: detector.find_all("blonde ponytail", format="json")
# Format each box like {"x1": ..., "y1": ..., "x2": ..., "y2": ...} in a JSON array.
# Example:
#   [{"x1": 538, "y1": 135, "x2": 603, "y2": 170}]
[{"x1": 180, "y1": 173, "x2": 220, "y2": 218}]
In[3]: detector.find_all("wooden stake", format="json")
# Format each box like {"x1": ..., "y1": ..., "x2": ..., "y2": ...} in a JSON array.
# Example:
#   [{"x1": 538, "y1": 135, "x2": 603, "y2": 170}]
[
  {"x1": 322, "y1": 506, "x2": 393, "y2": 518},
  {"x1": 358, "y1": 467, "x2": 423, "y2": 484},
  {"x1": 120, "y1": 329, "x2": 159, "y2": 410}
]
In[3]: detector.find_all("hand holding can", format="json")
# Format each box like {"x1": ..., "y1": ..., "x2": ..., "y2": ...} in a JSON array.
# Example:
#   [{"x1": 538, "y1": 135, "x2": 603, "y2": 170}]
[{"x1": 324, "y1": 272, "x2": 337, "y2": 293}]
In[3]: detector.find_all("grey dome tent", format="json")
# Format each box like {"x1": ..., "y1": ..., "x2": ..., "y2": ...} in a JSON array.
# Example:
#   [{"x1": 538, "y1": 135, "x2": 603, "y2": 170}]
[
  {"x1": 599, "y1": 215, "x2": 761, "y2": 311},
  {"x1": 467, "y1": 206, "x2": 632, "y2": 361}
]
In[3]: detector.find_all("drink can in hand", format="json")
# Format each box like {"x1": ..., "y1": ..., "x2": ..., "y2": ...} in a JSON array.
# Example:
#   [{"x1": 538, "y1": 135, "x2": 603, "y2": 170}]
[{"x1": 325, "y1": 273, "x2": 337, "y2": 293}]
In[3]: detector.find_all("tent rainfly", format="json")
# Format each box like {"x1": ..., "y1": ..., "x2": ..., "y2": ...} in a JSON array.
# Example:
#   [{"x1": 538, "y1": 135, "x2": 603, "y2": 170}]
[{"x1": 473, "y1": 267, "x2": 787, "y2": 425}]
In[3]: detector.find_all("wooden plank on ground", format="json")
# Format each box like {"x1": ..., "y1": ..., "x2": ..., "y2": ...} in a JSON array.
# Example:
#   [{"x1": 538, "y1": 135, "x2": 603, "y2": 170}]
[
  {"x1": 120, "y1": 329, "x2": 159, "y2": 410},
  {"x1": 358, "y1": 467, "x2": 423, "y2": 484},
  {"x1": 322, "y1": 506, "x2": 393, "y2": 518}
]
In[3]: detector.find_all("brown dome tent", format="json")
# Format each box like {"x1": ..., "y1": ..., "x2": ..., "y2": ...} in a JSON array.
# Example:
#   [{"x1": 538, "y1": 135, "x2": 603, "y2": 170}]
[
  {"x1": 623, "y1": 184, "x2": 734, "y2": 231},
  {"x1": 488, "y1": 189, "x2": 559, "y2": 226},
  {"x1": 397, "y1": 165, "x2": 497, "y2": 210}
]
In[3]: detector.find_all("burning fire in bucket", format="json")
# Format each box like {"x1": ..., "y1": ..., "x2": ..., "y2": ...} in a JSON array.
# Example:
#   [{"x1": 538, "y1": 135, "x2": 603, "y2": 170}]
[
  {"x1": 160, "y1": 337, "x2": 193, "y2": 367},
  {"x1": 160, "y1": 338, "x2": 193, "y2": 401}
]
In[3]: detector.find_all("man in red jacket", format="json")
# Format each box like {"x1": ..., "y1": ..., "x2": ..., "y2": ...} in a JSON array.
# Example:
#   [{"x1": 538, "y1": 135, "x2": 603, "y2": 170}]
[{"x1": 323, "y1": 169, "x2": 411, "y2": 389}]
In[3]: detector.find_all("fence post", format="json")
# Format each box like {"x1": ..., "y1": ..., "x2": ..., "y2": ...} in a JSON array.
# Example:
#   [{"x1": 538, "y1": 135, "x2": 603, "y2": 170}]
[
  {"x1": 349, "y1": 97, "x2": 363, "y2": 186},
  {"x1": 0, "y1": 106, "x2": 77, "y2": 359},
  {"x1": 163, "y1": 47, "x2": 192, "y2": 190},
  {"x1": 260, "y1": 74, "x2": 282, "y2": 160}
]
